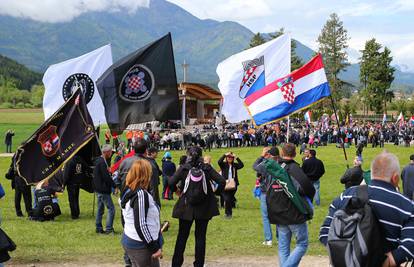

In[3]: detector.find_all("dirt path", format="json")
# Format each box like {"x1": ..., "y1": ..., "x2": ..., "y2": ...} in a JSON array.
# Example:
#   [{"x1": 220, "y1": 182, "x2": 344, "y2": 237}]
[{"x1": 8, "y1": 255, "x2": 330, "y2": 266}]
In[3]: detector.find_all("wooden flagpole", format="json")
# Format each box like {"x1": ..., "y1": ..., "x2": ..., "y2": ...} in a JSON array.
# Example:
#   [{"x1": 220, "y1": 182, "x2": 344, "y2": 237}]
[{"x1": 329, "y1": 96, "x2": 349, "y2": 168}]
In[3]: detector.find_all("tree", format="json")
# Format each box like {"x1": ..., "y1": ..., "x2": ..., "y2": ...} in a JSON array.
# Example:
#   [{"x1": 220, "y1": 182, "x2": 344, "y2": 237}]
[
  {"x1": 359, "y1": 39, "x2": 395, "y2": 113},
  {"x1": 317, "y1": 13, "x2": 350, "y2": 101},
  {"x1": 30, "y1": 84, "x2": 45, "y2": 107},
  {"x1": 248, "y1": 33, "x2": 266, "y2": 48},
  {"x1": 393, "y1": 99, "x2": 408, "y2": 116},
  {"x1": 271, "y1": 28, "x2": 303, "y2": 70}
]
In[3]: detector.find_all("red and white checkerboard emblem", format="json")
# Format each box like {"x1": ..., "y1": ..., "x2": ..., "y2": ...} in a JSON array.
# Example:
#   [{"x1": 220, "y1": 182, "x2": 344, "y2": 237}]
[
  {"x1": 43, "y1": 141, "x2": 53, "y2": 153},
  {"x1": 127, "y1": 75, "x2": 142, "y2": 92},
  {"x1": 37, "y1": 125, "x2": 60, "y2": 157},
  {"x1": 278, "y1": 77, "x2": 295, "y2": 104},
  {"x1": 120, "y1": 64, "x2": 155, "y2": 102}
]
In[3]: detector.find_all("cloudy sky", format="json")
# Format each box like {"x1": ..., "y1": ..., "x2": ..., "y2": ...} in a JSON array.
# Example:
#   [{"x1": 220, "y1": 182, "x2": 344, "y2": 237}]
[
  {"x1": 0, "y1": 0, "x2": 413, "y2": 72},
  {"x1": 166, "y1": 0, "x2": 414, "y2": 72}
]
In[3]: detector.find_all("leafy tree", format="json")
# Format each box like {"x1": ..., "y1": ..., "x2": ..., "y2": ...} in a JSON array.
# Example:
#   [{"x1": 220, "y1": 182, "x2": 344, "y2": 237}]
[
  {"x1": 248, "y1": 33, "x2": 266, "y2": 48},
  {"x1": 359, "y1": 38, "x2": 395, "y2": 113},
  {"x1": 0, "y1": 54, "x2": 42, "y2": 90},
  {"x1": 392, "y1": 99, "x2": 408, "y2": 115},
  {"x1": 30, "y1": 84, "x2": 45, "y2": 107},
  {"x1": 317, "y1": 13, "x2": 350, "y2": 101}
]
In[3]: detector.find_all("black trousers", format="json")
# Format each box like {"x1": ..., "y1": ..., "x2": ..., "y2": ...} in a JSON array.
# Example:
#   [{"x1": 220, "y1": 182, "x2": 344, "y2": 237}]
[
  {"x1": 15, "y1": 186, "x2": 32, "y2": 216},
  {"x1": 172, "y1": 219, "x2": 209, "y2": 267},
  {"x1": 67, "y1": 184, "x2": 80, "y2": 218},
  {"x1": 222, "y1": 190, "x2": 236, "y2": 216}
]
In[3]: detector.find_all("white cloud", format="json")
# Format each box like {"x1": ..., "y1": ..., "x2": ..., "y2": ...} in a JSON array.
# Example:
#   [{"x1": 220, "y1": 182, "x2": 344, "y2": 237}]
[
  {"x1": 0, "y1": 0, "x2": 150, "y2": 23},
  {"x1": 167, "y1": 0, "x2": 272, "y2": 21},
  {"x1": 393, "y1": 41, "x2": 414, "y2": 72}
]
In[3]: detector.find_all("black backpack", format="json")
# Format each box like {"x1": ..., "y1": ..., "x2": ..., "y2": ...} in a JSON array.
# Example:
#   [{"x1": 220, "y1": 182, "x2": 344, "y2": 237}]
[
  {"x1": 327, "y1": 185, "x2": 386, "y2": 267},
  {"x1": 182, "y1": 167, "x2": 208, "y2": 205}
]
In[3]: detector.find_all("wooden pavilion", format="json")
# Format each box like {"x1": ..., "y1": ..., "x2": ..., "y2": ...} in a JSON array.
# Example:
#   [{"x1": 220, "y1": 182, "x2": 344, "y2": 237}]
[{"x1": 178, "y1": 82, "x2": 222, "y2": 124}]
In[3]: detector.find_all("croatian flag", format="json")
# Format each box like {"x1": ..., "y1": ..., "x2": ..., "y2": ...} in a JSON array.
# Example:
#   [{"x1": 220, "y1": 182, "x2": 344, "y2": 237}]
[
  {"x1": 410, "y1": 116, "x2": 414, "y2": 125},
  {"x1": 304, "y1": 111, "x2": 312, "y2": 124},
  {"x1": 52, "y1": 135, "x2": 59, "y2": 145},
  {"x1": 244, "y1": 54, "x2": 331, "y2": 126},
  {"x1": 217, "y1": 34, "x2": 290, "y2": 123}
]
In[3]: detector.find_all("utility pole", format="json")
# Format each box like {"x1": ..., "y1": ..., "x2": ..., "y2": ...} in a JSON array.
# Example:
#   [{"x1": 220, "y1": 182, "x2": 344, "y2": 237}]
[{"x1": 181, "y1": 60, "x2": 189, "y2": 127}]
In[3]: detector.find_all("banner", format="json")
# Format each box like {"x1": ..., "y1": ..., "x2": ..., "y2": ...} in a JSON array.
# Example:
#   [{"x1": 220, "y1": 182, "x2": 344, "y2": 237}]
[
  {"x1": 43, "y1": 44, "x2": 112, "y2": 126},
  {"x1": 244, "y1": 54, "x2": 331, "y2": 126},
  {"x1": 16, "y1": 89, "x2": 99, "y2": 185},
  {"x1": 96, "y1": 33, "x2": 180, "y2": 133},
  {"x1": 217, "y1": 34, "x2": 291, "y2": 123}
]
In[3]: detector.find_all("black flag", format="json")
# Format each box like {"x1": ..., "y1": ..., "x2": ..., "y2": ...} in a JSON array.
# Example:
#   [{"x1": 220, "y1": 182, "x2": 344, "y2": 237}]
[
  {"x1": 15, "y1": 89, "x2": 100, "y2": 185},
  {"x1": 96, "y1": 33, "x2": 180, "y2": 133}
]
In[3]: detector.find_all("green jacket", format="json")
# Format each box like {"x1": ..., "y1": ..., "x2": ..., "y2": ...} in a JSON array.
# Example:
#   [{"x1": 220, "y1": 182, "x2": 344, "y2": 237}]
[{"x1": 263, "y1": 159, "x2": 312, "y2": 217}]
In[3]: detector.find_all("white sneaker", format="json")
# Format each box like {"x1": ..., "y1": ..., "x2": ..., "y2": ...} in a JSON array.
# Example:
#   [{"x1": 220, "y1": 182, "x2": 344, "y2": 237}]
[{"x1": 262, "y1": 240, "x2": 272, "y2": 246}]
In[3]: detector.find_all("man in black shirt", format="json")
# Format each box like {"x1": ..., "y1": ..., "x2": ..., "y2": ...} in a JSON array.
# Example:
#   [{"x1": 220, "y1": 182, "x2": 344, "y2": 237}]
[
  {"x1": 340, "y1": 157, "x2": 363, "y2": 189},
  {"x1": 4, "y1": 129, "x2": 14, "y2": 153},
  {"x1": 64, "y1": 155, "x2": 92, "y2": 219},
  {"x1": 302, "y1": 149, "x2": 325, "y2": 206},
  {"x1": 93, "y1": 144, "x2": 116, "y2": 234}
]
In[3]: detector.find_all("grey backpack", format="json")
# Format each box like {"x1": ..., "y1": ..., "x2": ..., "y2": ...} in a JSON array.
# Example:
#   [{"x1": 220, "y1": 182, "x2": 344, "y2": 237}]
[{"x1": 327, "y1": 185, "x2": 385, "y2": 267}]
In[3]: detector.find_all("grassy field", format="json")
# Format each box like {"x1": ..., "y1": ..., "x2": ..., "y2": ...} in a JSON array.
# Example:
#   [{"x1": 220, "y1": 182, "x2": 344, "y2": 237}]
[{"x1": 0, "y1": 109, "x2": 412, "y2": 265}]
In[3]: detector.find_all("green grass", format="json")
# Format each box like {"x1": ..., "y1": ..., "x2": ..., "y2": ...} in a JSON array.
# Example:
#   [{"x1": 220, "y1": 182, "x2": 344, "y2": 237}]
[{"x1": 0, "y1": 109, "x2": 413, "y2": 264}]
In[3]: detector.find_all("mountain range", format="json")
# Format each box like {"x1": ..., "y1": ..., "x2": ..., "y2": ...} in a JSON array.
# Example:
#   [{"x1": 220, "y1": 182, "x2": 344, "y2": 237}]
[{"x1": 0, "y1": 0, "x2": 413, "y2": 93}]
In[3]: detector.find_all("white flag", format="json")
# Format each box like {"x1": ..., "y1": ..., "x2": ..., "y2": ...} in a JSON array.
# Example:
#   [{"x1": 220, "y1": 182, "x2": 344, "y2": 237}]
[
  {"x1": 43, "y1": 44, "x2": 112, "y2": 126},
  {"x1": 216, "y1": 34, "x2": 291, "y2": 123}
]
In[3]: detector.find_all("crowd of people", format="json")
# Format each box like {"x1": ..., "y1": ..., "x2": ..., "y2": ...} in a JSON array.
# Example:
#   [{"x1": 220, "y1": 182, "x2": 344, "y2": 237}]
[
  {"x1": 101, "y1": 119, "x2": 414, "y2": 159},
  {"x1": 3, "y1": 118, "x2": 414, "y2": 267}
]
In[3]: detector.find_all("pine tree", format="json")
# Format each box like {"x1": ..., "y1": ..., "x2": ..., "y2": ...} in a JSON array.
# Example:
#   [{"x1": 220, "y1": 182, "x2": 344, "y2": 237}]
[
  {"x1": 248, "y1": 33, "x2": 265, "y2": 48},
  {"x1": 359, "y1": 38, "x2": 395, "y2": 113},
  {"x1": 317, "y1": 13, "x2": 350, "y2": 101}
]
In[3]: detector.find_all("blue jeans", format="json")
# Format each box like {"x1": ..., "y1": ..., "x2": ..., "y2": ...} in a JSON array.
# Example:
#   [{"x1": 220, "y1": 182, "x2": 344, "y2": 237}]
[
  {"x1": 313, "y1": 180, "x2": 320, "y2": 206},
  {"x1": 277, "y1": 223, "x2": 308, "y2": 267},
  {"x1": 95, "y1": 193, "x2": 115, "y2": 231},
  {"x1": 260, "y1": 193, "x2": 273, "y2": 241}
]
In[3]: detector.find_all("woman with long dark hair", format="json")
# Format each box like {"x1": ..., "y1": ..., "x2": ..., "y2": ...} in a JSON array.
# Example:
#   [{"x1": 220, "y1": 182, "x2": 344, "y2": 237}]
[{"x1": 169, "y1": 146, "x2": 225, "y2": 267}]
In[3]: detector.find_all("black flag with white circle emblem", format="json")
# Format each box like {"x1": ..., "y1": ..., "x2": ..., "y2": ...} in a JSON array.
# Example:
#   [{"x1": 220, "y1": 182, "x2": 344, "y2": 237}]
[{"x1": 96, "y1": 33, "x2": 181, "y2": 133}]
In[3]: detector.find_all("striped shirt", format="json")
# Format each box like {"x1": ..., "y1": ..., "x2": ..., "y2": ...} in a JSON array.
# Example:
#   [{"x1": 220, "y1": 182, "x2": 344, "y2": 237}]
[{"x1": 319, "y1": 179, "x2": 414, "y2": 265}]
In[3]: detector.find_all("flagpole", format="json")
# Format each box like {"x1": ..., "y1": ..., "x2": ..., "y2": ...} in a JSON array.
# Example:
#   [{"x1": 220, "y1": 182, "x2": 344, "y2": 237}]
[
  {"x1": 286, "y1": 116, "x2": 290, "y2": 143},
  {"x1": 181, "y1": 60, "x2": 189, "y2": 128},
  {"x1": 329, "y1": 96, "x2": 349, "y2": 168}
]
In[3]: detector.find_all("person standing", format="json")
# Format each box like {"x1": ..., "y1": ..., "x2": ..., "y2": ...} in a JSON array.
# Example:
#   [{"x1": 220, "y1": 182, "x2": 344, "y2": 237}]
[
  {"x1": 302, "y1": 149, "x2": 325, "y2": 206},
  {"x1": 119, "y1": 141, "x2": 161, "y2": 207},
  {"x1": 169, "y1": 147, "x2": 225, "y2": 267},
  {"x1": 161, "y1": 152, "x2": 176, "y2": 200},
  {"x1": 4, "y1": 130, "x2": 14, "y2": 153},
  {"x1": 218, "y1": 152, "x2": 244, "y2": 219},
  {"x1": 64, "y1": 155, "x2": 91, "y2": 219},
  {"x1": 401, "y1": 154, "x2": 414, "y2": 200},
  {"x1": 146, "y1": 147, "x2": 162, "y2": 207},
  {"x1": 340, "y1": 157, "x2": 364, "y2": 189},
  {"x1": 93, "y1": 144, "x2": 116, "y2": 234},
  {"x1": 253, "y1": 146, "x2": 280, "y2": 246},
  {"x1": 6, "y1": 155, "x2": 32, "y2": 217},
  {"x1": 320, "y1": 152, "x2": 414, "y2": 266},
  {"x1": 121, "y1": 159, "x2": 162, "y2": 267},
  {"x1": 276, "y1": 143, "x2": 315, "y2": 267}
]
